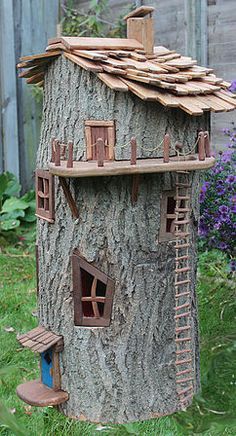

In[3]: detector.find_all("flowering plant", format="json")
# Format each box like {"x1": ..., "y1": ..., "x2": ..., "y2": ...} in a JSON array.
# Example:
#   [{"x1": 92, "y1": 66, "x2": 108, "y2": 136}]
[{"x1": 199, "y1": 126, "x2": 236, "y2": 271}]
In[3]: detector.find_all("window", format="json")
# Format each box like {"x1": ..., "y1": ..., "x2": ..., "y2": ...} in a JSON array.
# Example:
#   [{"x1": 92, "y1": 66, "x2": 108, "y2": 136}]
[
  {"x1": 35, "y1": 169, "x2": 55, "y2": 223},
  {"x1": 85, "y1": 120, "x2": 115, "y2": 161},
  {"x1": 159, "y1": 191, "x2": 183, "y2": 242},
  {"x1": 72, "y1": 251, "x2": 115, "y2": 327}
]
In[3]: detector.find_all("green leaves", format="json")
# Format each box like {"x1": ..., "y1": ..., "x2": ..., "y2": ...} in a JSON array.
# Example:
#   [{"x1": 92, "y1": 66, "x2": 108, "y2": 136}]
[{"x1": 0, "y1": 172, "x2": 36, "y2": 234}]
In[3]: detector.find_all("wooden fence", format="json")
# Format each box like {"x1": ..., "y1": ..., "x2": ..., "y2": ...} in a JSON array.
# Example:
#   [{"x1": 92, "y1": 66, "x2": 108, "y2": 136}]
[{"x1": 0, "y1": 0, "x2": 59, "y2": 191}]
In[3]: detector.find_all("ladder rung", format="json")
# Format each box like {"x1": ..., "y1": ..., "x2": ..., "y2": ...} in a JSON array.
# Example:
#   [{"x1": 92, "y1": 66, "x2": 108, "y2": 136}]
[
  {"x1": 175, "y1": 196, "x2": 190, "y2": 200},
  {"x1": 175, "y1": 337, "x2": 191, "y2": 343},
  {"x1": 179, "y1": 393, "x2": 193, "y2": 404},
  {"x1": 175, "y1": 232, "x2": 190, "y2": 237},
  {"x1": 175, "y1": 303, "x2": 190, "y2": 311},
  {"x1": 176, "y1": 349, "x2": 191, "y2": 356},
  {"x1": 175, "y1": 207, "x2": 191, "y2": 212},
  {"x1": 176, "y1": 377, "x2": 193, "y2": 384},
  {"x1": 176, "y1": 368, "x2": 192, "y2": 377},
  {"x1": 176, "y1": 291, "x2": 190, "y2": 298},
  {"x1": 174, "y1": 220, "x2": 190, "y2": 225},
  {"x1": 175, "y1": 267, "x2": 191, "y2": 273},
  {"x1": 175, "y1": 279, "x2": 191, "y2": 286},
  {"x1": 175, "y1": 311, "x2": 190, "y2": 319},
  {"x1": 175, "y1": 243, "x2": 190, "y2": 249},
  {"x1": 176, "y1": 256, "x2": 189, "y2": 261},
  {"x1": 177, "y1": 385, "x2": 193, "y2": 396},
  {"x1": 176, "y1": 358, "x2": 192, "y2": 365},
  {"x1": 176, "y1": 183, "x2": 191, "y2": 188},
  {"x1": 176, "y1": 326, "x2": 191, "y2": 333}
]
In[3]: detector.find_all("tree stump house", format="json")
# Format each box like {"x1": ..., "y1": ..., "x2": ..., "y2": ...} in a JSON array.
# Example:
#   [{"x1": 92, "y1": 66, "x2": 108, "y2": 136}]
[{"x1": 16, "y1": 6, "x2": 236, "y2": 424}]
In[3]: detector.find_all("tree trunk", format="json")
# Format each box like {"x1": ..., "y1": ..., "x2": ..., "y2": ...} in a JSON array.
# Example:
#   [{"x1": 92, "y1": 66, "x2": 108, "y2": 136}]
[{"x1": 36, "y1": 57, "x2": 207, "y2": 423}]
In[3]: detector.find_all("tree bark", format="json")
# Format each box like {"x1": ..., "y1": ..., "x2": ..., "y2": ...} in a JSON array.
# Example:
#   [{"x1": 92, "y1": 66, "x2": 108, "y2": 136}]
[{"x1": 36, "y1": 57, "x2": 208, "y2": 423}]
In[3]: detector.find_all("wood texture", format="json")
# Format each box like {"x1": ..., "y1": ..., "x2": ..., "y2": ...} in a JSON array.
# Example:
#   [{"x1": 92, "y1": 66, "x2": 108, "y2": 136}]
[
  {"x1": 59, "y1": 177, "x2": 79, "y2": 219},
  {"x1": 16, "y1": 379, "x2": 68, "y2": 406},
  {"x1": 36, "y1": 57, "x2": 206, "y2": 423},
  {"x1": 49, "y1": 37, "x2": 144, "y2": 51},
  {"x1": 18, "y1": 326, "x2": 63, "y2": 353}
]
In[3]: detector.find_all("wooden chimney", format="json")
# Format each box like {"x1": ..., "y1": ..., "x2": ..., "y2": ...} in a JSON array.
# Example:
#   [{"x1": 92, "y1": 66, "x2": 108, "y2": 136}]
[{"x1": 124, "y1": 6, "x2": 155, "y2": 55}]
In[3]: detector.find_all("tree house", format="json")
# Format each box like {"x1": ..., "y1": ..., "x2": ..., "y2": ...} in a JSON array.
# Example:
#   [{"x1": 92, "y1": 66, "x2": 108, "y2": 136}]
[{"x1": 16, "y1": 6, "x2": 236, "y2": 424}]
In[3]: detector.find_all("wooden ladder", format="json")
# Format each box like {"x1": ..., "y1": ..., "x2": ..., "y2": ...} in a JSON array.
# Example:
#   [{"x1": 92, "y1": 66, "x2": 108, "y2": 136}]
[{"x1": 174, "y1": 170, "x2": 193, "y2": 407}]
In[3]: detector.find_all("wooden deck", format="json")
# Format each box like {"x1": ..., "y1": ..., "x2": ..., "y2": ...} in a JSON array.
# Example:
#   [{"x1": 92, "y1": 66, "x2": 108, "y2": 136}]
[{"x1": 48, "y1": 155, "x2": 215, "y2": 178}]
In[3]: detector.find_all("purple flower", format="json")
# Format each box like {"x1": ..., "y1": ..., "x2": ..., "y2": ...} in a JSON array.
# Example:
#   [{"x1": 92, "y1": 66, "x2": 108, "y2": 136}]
[
  {"x1": 219, "y1": 205, "x2": 229, "y2": 214},
  {"x1": 218, "y1": 241, "x2": 228, "y2": 250},
  {"x1": 226, "y1": 175, "x2": 236, "y2": 184},
  {"x1": 229, "y1": 80, "x2": 236, "y2": 92},
  {"x1": 229, "y1": 260, "x2": 236, "y2": 272}
]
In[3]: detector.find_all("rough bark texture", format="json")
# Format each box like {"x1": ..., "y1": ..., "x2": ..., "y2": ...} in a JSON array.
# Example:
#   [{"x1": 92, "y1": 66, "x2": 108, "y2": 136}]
[{"x1": 37, "y1": 57, "x2": 208, "y2": 423}]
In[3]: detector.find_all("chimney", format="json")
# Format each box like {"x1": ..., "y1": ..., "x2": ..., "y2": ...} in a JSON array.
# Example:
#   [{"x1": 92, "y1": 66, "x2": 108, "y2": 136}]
[{"x1": 124, "y1": 6, "x2": 155, "y2": 55}]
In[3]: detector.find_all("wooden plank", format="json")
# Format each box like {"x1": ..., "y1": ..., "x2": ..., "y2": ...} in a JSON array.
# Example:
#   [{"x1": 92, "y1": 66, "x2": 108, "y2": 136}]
[
  {"x1": 59, "y1": 177, "x2": 79, "y2": 219},
  {"x1": 102, "y1": 65, "x2": 126, "y2": 75},
  {"x1": 85, "y1": 120, "x2": 114, "y2": 127},
  {"x1": 20, "y1": 50, "x2": 61, "y2": 61},
  {"x1": 48, "y1": 156, "x2": 216, "y2": 178},
  {"x1": 26, "y1": 72, "x2": 45, "y2": 84},
  {"x1": 49, "y1": 37, "x2": 144, "y2": 51},
  {"x1": 63, "y1": 52, "x2": 103, "y2": 73},
  {"x1": 121, "y1": 79, "x2": 179, "y2": 105},
  {"x1": 18, "y1": 64, "x2": 46, "y2": 78},
  {"x1": 124, "y1": 6, "x2": 155, "y2": 20},
  {"x1": 16, "y1": 380, "x2": 69, "y2": 406},
  {"x1": 127, "y1": 16, "x2": 154, "y2": 55},
  {"x1": 195, "y1": 95, "x2": 233, "y2": 112},
  {"x1": 72, "y1": 50, "x2": 108, "y2": 60},
  {"x1": 98, "y1": 73, "x2": 129, "y2": 92},
  {"x1": 213, "y1": 91, "x2": 236, "y2": 107},
  {"x1": 0, "y1": 0, "x2": 19, "y2": 178}
]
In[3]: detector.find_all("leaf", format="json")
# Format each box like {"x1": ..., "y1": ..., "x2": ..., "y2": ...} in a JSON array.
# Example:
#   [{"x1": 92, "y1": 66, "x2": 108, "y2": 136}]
[
  {"x1": 0, "y1": 219, "x2": 20, "y2": 231},
  {"x1": 4, "y1": 173, "x2": 21, "y2": 198},
  {"x1": 1, "y1": 198, "x2": 29, "y2": 213},
  {"x1": 0, "y1": 210, "x2": 25, "y2": 222}
]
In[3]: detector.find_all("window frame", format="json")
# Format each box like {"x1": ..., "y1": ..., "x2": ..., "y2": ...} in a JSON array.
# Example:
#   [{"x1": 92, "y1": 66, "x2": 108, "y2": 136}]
[
  {"x1": 72, "y1": 250, "x2": 115, "y2": 327},
  {"x1": 84, "y1": 120, "x2": 115, "y2": 161},
  {"x1": 159, "y1": 190, "x2": 177, "y2": 242},
  {"x1": 35, "y1": 169, "x2": 55, "y2": 223}
]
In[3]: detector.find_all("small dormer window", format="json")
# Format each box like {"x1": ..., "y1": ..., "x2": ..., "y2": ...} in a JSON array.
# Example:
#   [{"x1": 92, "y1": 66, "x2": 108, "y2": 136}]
[
  {"x1": 72, "y1": 251, "x2": 115, "y2": 327},
  {"x1": 85, "y1": 120, "x2": 115, "y2": 161},
  {"x1": 35, "y1": 170, "x2": 55, "y2": 223}
]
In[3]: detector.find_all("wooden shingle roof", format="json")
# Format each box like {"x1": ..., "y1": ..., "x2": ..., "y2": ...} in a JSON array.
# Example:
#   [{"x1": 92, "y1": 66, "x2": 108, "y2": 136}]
[
  {"x1": 17, "y1": 36, "x2": 236, "y2": 116},
  {"x1": 17, "y1": 326, "x2": 63, "y2": 353}
]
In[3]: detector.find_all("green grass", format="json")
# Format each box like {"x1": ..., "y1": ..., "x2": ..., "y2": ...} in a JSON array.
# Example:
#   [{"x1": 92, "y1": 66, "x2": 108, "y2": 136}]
[{"x1": 0, "y1": 246, "x2": 235, "y2": 435}]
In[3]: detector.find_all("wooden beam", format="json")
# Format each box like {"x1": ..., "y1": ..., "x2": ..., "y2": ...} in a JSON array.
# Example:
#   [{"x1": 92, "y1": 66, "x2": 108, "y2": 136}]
[{"x1": 59, "y1": 177, "x2": 79, "y2": 219}]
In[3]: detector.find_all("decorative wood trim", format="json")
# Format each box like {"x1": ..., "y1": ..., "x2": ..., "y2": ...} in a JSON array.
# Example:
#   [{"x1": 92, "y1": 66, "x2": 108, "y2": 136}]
[
  {"x1": 85, "y1": 120, "x2": 114, "y2": 127},
  {"x1": 48, "y1": 156, "x2": 216, "y2": 178},
  {"x1": 59, "y1": 177, "x2": 79, "y2": 219},
  {"x1": 35, "y1": 169, "x2": 55, "y2": 223},
  {"x1": 159, "y1": 190, "x2": 176, "y2": 242},
  {"x1": 84, "y1": 120, "x2": 115, "y2": 161},
  {"x1": 72, "y1": 251, "x2": 115, "y2": 327},
  {"x1": 36, "y1": 244, "x2": 39, "y2": 296},
  {"x1": 52, "y1": 351, "x2": 61, "y2": 391}
]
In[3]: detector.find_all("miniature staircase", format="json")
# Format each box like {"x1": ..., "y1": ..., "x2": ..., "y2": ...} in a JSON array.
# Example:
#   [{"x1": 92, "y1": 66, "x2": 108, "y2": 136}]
[{"x1": 174, "y1": 170, "x2": 193, "y2": 407}]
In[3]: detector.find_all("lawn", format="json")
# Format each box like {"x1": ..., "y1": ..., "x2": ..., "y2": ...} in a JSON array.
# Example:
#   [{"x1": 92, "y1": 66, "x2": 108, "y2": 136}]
[{"x1": 0, "y1": 246, "x2": 235, "y2": 435}]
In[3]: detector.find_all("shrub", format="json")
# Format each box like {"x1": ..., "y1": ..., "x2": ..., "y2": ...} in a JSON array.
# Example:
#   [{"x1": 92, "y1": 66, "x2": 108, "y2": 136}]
[
  {"x1": 199, "y1": 127, "x2": 236, "y2": 270},
  {"x1": 0, "y1": 172, "x2": 36, "y2": 233}
]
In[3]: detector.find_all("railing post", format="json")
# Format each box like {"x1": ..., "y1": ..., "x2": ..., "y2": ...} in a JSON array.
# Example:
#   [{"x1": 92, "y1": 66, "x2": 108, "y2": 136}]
[
  {"x1": 67, "y1": 141, "x2": 73, "y2": 168},
  {"x1": 97, "y1": 138, "x2": 104, "y2": 167},
  {"x1": 55, "y1": 140, "x2": 61, "y2": 166},
  {"x1": 51, "y1": 137, "x2": 55, "y2": 163},
  {"x1": 130, "y1": 137, "x2": 137, "y2": 165},
  {"x1": 163, "y1": 134, "x2": 170, "y2": 163},
  {"x1": 204, "y1": 131, "x2": 211, "y2": 157},
  {"x1": 198, "y1": 131, "x2": 205, "y2": 161}
]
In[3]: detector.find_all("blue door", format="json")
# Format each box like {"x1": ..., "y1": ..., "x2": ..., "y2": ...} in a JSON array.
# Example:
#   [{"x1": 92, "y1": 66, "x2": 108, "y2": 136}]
[{"x1": 41, "y1": 349, "x2": 53, "y2": 388}]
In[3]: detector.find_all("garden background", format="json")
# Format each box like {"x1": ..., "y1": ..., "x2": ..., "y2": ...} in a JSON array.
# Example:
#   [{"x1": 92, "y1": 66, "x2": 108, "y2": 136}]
[{"x1": 0, "y1": 1, "x2": 235, "y2": 435}]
